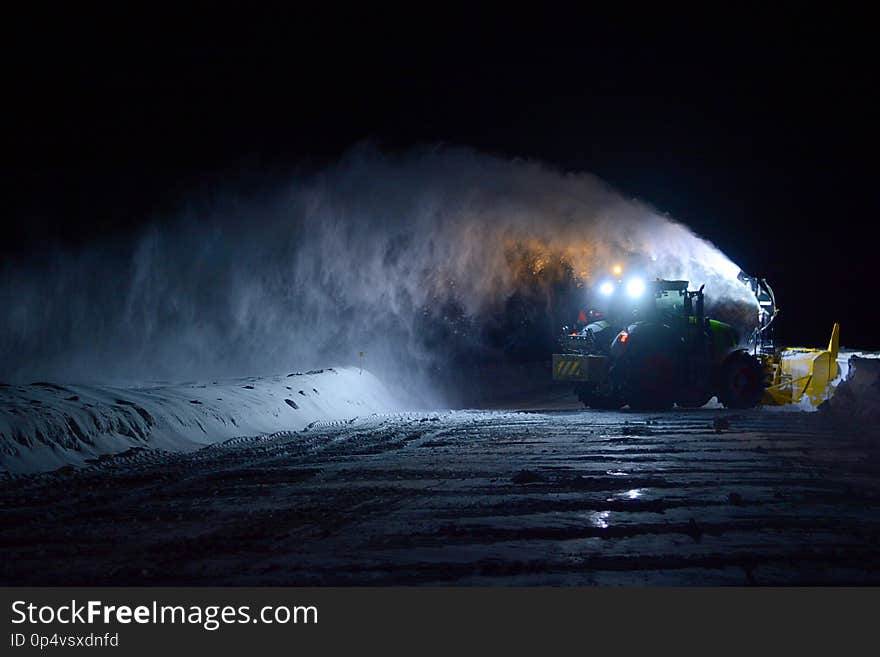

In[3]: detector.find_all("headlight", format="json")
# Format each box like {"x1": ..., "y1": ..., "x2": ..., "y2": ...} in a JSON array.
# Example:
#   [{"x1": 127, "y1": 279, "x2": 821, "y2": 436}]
[
  {"x1": 626, "y1": 277, "x2": 646, "y2": 297},
  {"x1": 598, "y1": 281, "x2": 615, "y2": 296}
]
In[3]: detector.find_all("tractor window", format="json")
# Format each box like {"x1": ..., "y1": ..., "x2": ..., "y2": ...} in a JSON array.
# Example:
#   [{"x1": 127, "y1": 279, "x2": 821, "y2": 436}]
[{"x1": 654, "y1": 289, "x2": 685, "y2": 318}]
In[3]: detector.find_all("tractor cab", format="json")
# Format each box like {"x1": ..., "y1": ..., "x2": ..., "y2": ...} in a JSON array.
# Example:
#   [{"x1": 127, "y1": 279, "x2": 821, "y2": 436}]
[
  {"x1": 569, "y1": 279, "x2": 693, "y2": 339},
  {"x1": 652, "y1": 280, "x2": 690, "y2": 318},
  {"x1": 563, "y1": 278, "x2": 692, "y2": 355}
]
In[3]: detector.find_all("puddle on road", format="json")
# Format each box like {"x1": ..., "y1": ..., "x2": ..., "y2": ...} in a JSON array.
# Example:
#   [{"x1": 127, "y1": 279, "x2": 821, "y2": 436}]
[
  {"x1": 586, "y1": 510, "x2": 611, "y2": 529},
  {"x1": 613, "y1": 488, "x2": 644, "y2": 500}
]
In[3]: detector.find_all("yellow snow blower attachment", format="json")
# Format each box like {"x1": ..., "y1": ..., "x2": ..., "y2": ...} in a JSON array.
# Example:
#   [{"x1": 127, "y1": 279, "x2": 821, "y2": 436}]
[
  {"x1": 761, "y1": 323, "x2": 840, "y2": 406},
  {"x1": 738, "y1": 272, "x2": 841, "y2": 407}
]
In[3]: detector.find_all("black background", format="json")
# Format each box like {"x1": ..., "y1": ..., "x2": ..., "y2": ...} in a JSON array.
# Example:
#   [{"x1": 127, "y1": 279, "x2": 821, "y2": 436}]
[{"x1": 4, "y1": 5, "x2": 877, "y2": 348}]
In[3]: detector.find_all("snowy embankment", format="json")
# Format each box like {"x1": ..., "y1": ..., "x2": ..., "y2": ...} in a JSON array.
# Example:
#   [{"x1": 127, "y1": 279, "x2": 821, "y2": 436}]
[
  {"x1": 0, "y1": 368, "x2": 400, "y2": 474},
  {"x1": 826, "y1": 351, "x2": 880, "y2": 420}
]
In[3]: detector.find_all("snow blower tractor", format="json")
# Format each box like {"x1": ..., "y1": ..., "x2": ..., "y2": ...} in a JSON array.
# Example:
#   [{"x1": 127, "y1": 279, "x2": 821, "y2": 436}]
[
  {"x1": 553, "y1": 274, "x2": 761, "y2": 410},
  {"x1": 553, "y1": 267, "x2": 841, "y2": 410}
]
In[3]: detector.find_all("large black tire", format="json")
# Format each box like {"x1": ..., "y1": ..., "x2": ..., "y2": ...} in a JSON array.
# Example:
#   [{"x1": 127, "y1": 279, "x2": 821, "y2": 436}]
[
  {"x1": 718, "y1": 351, "x2": 765, "y2": 409},
  {"x1": 621, "y1": 350, "x2": 678, "y2": 411},
  {"x1": 576, "y1": 384, "x2": 625, "y2": 410}
]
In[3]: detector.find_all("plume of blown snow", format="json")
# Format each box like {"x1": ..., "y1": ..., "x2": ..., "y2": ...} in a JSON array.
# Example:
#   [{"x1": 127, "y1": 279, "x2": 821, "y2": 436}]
[{"x1": 0, "y1": 145, "x2": 756, "y2": 402}]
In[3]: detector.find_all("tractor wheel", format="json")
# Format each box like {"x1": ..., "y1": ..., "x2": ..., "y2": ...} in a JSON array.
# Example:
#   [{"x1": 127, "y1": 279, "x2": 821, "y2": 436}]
[
  {"x1": 622, "y1": 351, "x2": 677, "y2": 411},
  {"x1": 718, "y1": 351, "x2": 765, "y2": 409},
  {"x1": 576, "y1": 384, "x2": 624, "y2": 410}
]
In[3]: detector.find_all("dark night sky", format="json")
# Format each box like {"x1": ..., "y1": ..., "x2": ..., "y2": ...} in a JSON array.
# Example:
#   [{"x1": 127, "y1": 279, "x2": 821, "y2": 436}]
[{"x1": 3, "y1": 6, "x2": 878, "y2": 348}]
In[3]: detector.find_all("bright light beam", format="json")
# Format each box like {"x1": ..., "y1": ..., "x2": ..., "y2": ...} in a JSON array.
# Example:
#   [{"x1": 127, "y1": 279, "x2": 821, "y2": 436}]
[{"x1": 626, "y1": 277, "x2": 646, "y2": 297}]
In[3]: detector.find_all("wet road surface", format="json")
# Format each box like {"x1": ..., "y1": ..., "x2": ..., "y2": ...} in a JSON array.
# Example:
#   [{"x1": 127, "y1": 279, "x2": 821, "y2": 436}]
[{"x1": 2, "y1": 408, "x2": 879, "y2": 585}]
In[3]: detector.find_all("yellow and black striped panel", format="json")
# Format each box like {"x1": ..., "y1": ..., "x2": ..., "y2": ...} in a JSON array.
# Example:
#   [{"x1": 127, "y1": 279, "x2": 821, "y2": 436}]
[
  {"x1": 554, "y1": 356, "x2": 582, "y2": 379},
  {"x1": 552, "y1": 354, "x2": 609, "y2": 382}
]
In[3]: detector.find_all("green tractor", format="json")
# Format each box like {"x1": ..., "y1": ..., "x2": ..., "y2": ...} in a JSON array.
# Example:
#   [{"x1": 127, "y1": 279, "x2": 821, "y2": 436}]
[{"x1": 553, "y1": 278, "x2": 765, "y2": 410}]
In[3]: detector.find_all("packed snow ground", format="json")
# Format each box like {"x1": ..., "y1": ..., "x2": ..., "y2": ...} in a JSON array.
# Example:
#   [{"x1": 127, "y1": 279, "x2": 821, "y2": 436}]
[
  {"x1": 2, "y1": 408, "x2": 878, "y2": 585},
  {"x1": 2, "y1": 351, "x2": 878, "y2": 475},
  {"x1": 2, "y1": 355, "x2": 879, "y2": 585},
  {"x1": 0, "y1": 368, "x2": 400, "y2": 474}
]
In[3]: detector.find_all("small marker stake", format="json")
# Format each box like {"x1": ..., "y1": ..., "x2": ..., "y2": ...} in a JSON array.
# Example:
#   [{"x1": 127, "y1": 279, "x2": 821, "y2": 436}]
[{"x1": 359, "y1": 351, "x2": 364, "y2": 374}]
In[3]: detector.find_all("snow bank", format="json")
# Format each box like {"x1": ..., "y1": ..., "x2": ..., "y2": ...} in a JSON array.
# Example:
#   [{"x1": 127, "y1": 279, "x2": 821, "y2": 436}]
[
  {"x1": 0, "y1": 368, "x2": 400, "y2": 474},
  {"x1": 823, "y1": 352, "x2": 880, "y2": 422}
]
